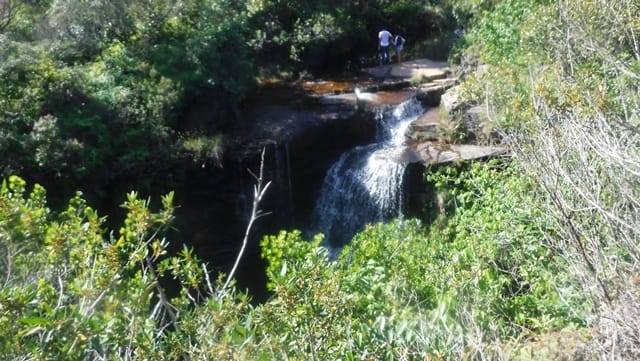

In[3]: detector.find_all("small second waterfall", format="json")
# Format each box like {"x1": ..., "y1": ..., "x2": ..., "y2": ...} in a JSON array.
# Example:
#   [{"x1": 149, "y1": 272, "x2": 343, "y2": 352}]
[{"x1": 309, "y1": 97, "x2": 424, "y2": 248}]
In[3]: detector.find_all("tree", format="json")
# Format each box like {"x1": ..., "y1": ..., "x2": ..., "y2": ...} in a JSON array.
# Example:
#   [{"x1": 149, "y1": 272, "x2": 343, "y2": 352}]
[
  {"x1": 0, "y1": 0, "x2": 18, "y2": 32},
  {"x1": 46, "y1": 0, "x2": 132, "y2": 58},
  {"x1": 0, "y1": 175, "x2": 182, "y2": 359}
]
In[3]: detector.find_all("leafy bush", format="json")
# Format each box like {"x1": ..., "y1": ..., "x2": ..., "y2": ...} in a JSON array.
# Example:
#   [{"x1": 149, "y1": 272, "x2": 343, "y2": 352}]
[
  {"x1": 253, "y1": 161, "x2": 586, "y2": 359},
  {"x1": 426, "y1": 161, "x2": 587, "y2": 332},
  {"x1": 455, "y1": 0, "x2": 640, "y2": 356},
  {"x1": 178, "y1": 133, "x2": 224, "y2": 166},
  {"x1": 464, "y1": 0, "x2": 545, "y2": 65},
  {"x1": 0, "y1": 176, "x2": 180, "y2": 359},
  {"x1": 0, "y1": 42, "x2": 73, "y2": 180},
  {"x1": 0, "y1": 156, "x2": 588, "y2": 359}
]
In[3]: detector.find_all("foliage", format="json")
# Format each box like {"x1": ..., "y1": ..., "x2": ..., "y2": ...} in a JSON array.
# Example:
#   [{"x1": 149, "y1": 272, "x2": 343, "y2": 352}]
[
  {"x1": 0, "y1": 175, "x2": 179, "y2": 359},
  {"x1": 463, "y1": 0, "x2": 548, "y2": 65},
  {"x1": 178, "y1": 133, "x2": 224, "y2": 166},
  {"x1": 457, "y1": 0, "x2": 640, "y2": 357},
  {"x1": 0, "y1": 36, "x2": 181, "y2": 197},
  {"x1": 0, "y1": 175, "x2": 248, "y2": 360},
  {"x1": 0, "y1": 41, "x2": 73, "y2": 181},
  {"x1": 0, "y1": 156, "x2": 589, "y2": 359},
  {"x1": 426, "y1": 161, "x2": 587, "y2": 332},
  {"x1": 0, "y1": 0, "x2": 50, "y2": 39},
  {"x1": 46, "y1": 0, "x2": 132, "y2": 59},
  {"x1": 0, "y1": 0, "x2": 254, "y2": 198},
  {"x1": 247, "y1": 0, "x2": 450, "y2": 72},
  {"x1": 0, "y1": 0, "x2": 466, "y2": 205},
  {"x1": 7, "y1": 0, "x2": 636, "y2": 357},
  {"x1": 252, "y1": 161, "x2": 586, "y2": 359}
]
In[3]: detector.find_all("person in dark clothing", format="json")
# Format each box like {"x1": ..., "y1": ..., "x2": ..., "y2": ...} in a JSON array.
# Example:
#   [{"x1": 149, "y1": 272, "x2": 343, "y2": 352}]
[{"x1": 394, "y1": 34, "x2": 405, "y2": 63}]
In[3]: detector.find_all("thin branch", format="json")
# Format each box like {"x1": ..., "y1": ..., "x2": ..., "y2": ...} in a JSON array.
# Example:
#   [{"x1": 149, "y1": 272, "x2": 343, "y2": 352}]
[
  {"x1": 145, "y1": 254, "x2": 178, "y2": 324},
  {"x1": 202, "y1": 263, "x2": 214, "y2": 296},
  {"x1": 221, "y1": 147, "x2": 272, "y2": 294}
]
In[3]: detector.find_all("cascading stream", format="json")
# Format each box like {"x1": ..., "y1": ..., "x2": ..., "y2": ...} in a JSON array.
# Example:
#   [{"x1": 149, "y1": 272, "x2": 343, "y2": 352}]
[{"x1": 309, "y1": 97, "x2": 424, "y2": 248}]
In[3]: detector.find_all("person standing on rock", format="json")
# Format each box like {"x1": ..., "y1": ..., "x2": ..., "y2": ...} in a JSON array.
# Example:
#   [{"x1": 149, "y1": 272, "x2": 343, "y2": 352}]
[
  {"x1": 378, "y1": 29, "x2": 393, "y2": 65},
  {"x1": 393, "y1": 34, "x2": 405, "y2": 63}
]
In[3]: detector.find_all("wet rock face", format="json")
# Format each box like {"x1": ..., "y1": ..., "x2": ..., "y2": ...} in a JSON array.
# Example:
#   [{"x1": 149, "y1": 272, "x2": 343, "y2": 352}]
[
  {"x1": 276, "y1": 109, "x2": 377, "y2": 228},
  {"x1": 169, "y1": 59, "x2": 492, "y2": 298},
  {"x1": 227, "y1": 81, "x2": 380, "y2": 229},
  {"x1": 171, "y1": 85, "x2": 378, "y2": 300}
]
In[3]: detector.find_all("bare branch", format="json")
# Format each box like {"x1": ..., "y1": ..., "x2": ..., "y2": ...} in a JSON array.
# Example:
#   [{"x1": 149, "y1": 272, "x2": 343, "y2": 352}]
[
  {"x1": 145, "y1": 254, "x2": 178, "y2": 324},
  {"x1": 202, "y1": 263, "x2": 214, "y2": 296},
  {"x1": 221, "y1": 147, "x2": 271, "y2": 294}
]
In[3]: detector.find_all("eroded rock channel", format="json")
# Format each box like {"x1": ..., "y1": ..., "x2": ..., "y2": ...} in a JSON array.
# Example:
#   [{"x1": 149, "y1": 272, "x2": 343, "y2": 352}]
[{"x1": 171, "y1": 59, "x2": 507, "y2": 299}]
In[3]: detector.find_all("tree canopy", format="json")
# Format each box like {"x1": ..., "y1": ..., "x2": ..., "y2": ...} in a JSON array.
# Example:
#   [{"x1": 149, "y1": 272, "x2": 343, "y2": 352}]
[
  {"x1": 0, "y1": 0, "x2": 455, "y2": 204},
  {"x1": 2, "y1": 0, "x2": 640, "y2": 359}
]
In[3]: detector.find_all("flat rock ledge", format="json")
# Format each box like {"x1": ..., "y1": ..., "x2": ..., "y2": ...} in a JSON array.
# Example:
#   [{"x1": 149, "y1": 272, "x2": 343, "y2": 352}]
[
  {"x1": 360, "y1": 59, "x2": 456, "y2": 107},
  {"x1": 362, "y1": 59, "x2": 451, "y2": 81},
  {"x1": 400, "y1": 142, "x2": 509, "y2": 165},
  {"x1": 305, "y1": 58, "x2": 457, "y2": 109},
  {"x1": 402, "y1": 105, "x2": 510, "y2": 165},
  {"x1": 307, "y1": 59, "x2": 510, "y2": 165},
  {"x1": 237, "y1": 58, "x2": 509, "y2": 166}
]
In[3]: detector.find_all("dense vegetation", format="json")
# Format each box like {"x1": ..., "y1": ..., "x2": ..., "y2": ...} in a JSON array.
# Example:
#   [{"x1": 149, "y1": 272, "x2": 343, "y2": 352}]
[
  {"x1": 0, "y1": 0, "x2": 455, "y2": 205},
  {"x1": 1, "y1": 0, "x2": 639, "y2": 360}
]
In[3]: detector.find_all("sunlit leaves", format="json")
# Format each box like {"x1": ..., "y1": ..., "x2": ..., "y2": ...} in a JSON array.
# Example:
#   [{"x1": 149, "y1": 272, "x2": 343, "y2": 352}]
[
  {"x1": 0, "y1": 177, "x2": 188, "y2": 359},
  {"x1": 465, "y1": 0, "x2": 542, "y2": 65},
  {"x1": 252, "y1": 162, "x2": 585, "y2": 358},
  {"x1": 426, "y1": 161, "x2": 586, "y2": 332},
  {"x1": 0, "y1": 159, "x2": 590, "y2": 358},
  {"x1": 46, "y1": 0, "x2": 131, "y2": 57}
]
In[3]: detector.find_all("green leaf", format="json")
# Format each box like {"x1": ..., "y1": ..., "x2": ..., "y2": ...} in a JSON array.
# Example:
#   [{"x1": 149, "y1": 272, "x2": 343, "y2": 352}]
[{"x1": 19, "y1": 317, "x2": 51, "y2": 327}]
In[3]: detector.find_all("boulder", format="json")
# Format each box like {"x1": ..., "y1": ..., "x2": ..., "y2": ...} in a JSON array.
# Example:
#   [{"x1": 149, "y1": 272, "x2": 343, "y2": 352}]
[
  {"x1": 407, "y1": 107, "x2": 441, "y2": 142},
  {"x1": 438, "y1": 85, "x2": 500, "y2": 145}
]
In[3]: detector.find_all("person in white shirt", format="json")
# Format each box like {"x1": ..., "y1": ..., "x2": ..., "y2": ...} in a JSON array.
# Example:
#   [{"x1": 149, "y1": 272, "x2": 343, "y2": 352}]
[{"x1": 378, "y1": 29, "x2": 393, "y2": 65}]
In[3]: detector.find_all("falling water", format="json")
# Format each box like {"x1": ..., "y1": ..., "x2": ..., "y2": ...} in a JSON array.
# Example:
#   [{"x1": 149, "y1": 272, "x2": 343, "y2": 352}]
[{"x1": 309, "y1": 97, "x2": 424, "y2": 248}]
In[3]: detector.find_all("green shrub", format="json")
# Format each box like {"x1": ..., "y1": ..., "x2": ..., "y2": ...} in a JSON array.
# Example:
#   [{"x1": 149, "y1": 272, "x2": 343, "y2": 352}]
[
  {"x1": 0, "y1": 159, "x2": 589, "y2": 359},
  {"x1": 253, "y1": 161, "x2": 586, "y2": 358},
  {"x1": 0, "y1": 176, "x2": 182, "y2": 360},
  {"x1": 465, "y1": 0, "x2": 544, "y2": 65}
]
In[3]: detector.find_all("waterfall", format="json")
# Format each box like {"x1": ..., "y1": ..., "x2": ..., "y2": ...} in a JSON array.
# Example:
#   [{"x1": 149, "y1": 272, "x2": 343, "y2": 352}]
[
  {"x1": 274, "y1": 142, "x2": 294, "y2": 220},
  {"x1": 309, "y1": 97, "x2": 424, "y2": 249}
]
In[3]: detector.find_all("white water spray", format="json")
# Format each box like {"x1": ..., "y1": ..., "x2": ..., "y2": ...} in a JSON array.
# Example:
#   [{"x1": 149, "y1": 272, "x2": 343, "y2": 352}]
[
  {"x1": 309, "y1": 97, "x2": 424, "y2": 248},
  {"x1": 355, "y1": 87, "x2": 378, "y2": 102}
]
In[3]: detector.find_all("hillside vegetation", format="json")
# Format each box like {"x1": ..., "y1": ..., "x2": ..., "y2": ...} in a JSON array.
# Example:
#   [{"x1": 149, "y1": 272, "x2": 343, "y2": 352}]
[
  {"x1": 1, "y1": 0, "x2": 639, "y2": 360},
  {"x1": 0, "y1": 0, "x2": 453, "y2": 204}
]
